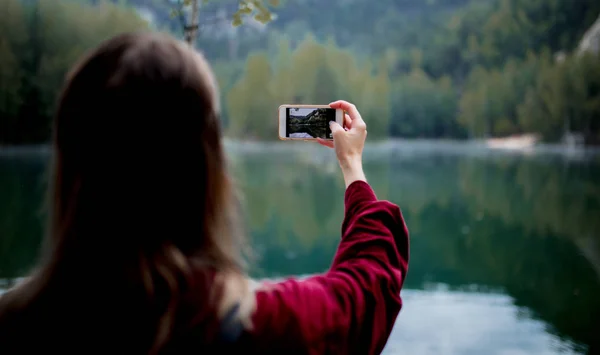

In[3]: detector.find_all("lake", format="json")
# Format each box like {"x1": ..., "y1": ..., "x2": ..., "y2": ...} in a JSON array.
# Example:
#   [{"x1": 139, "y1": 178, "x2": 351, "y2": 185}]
[{"x1": 1, "y1": 140, "x2": 599, "y2": 354}]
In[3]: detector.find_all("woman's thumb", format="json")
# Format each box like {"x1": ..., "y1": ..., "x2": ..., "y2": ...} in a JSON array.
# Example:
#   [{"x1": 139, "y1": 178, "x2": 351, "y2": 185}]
[{"x1": 329, "y1": 121, "x2": 344, "y2": 136}]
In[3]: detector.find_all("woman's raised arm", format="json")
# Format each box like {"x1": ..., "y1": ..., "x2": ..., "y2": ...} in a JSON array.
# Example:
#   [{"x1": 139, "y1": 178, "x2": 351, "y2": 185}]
[
  {"x1": 241, "y1": 179, "x2": 409, "y2": 354},
  {"x1": 239, "y1": 100, "x2": 409, "y2": 354}
]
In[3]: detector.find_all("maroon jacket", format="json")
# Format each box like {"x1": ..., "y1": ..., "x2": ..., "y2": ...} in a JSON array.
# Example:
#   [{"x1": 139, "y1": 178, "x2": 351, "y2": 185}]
[{"x1": 236, "y1": 180, "x2": 410, "y2": 354}]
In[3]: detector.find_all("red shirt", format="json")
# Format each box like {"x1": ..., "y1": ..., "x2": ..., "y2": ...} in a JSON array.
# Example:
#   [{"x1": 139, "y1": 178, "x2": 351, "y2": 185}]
[{"x1": 236, "y1": 180, "x2": 410, "y2": 354}]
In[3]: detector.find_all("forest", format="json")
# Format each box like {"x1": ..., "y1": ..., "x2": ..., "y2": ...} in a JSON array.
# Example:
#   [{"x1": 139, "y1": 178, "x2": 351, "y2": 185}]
[{"x1": 1, "y1": 0, "x2": 600, "y2": 144}]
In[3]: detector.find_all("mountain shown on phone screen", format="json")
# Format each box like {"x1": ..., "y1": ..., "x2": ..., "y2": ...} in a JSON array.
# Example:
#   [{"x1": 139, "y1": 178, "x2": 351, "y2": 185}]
[{"x1": 287, "y1": 108, "x2": 334, "y2": 139}]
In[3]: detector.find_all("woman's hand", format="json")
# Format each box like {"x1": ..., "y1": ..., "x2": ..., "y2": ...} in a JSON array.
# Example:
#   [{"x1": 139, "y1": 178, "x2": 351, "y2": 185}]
[{"x1": 317, "y1": 100, "x2": 367, "y2": 187}]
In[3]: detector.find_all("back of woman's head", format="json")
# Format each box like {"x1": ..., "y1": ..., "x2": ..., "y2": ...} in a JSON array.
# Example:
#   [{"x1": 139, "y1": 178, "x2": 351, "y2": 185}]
[
  {"x1": 52, "y1": 31, "x2": 241, "y2": 262},
  {"x1": 0, "y1": 32, "x2": 249, "y2": 352}
]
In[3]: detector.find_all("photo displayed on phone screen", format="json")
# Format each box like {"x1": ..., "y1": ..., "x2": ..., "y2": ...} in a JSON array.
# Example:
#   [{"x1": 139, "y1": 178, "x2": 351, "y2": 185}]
[{"x1": 286, "y1": 107, "x2": 335, "y2": 139}]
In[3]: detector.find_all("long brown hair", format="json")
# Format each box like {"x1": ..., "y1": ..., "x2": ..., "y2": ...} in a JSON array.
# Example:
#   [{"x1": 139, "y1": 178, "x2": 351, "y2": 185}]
[{"x1": 0, "y1": 32, "x2": 253, "y2": 353}]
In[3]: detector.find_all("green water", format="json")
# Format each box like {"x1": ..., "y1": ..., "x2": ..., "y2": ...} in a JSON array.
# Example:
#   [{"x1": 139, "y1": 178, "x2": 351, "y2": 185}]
[{"x1": 1, "y1": 141, "x2": 599, "y2": 354}]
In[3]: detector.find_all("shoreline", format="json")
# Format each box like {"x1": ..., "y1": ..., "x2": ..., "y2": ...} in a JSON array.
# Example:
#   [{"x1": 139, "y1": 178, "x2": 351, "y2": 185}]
[{"x1": 1, "y1": 138, "x2": 600, "y2": 158}]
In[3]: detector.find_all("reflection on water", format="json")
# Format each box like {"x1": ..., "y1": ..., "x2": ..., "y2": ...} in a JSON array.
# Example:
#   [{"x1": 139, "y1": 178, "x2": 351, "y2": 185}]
[
  {"x1": 1, "y1": 141, "x2": 599, "y2": 354},
  {"x1": 386, "y1": 288, "x2": 581, "y2": 355},
  {"x1": 288, "y1": 124, "x2": 328, "y2": 139}
]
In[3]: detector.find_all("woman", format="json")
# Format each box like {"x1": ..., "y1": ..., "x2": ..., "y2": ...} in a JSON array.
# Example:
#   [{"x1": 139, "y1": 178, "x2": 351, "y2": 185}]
[{"x1": 0, "y1": 32, "x2": 409, "y2": 354}]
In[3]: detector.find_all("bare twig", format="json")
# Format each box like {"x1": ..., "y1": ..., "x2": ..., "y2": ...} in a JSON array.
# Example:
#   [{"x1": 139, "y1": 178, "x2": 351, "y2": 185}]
[{"x1": 184, "y1": 0, "x2": 199, "y2": 45}]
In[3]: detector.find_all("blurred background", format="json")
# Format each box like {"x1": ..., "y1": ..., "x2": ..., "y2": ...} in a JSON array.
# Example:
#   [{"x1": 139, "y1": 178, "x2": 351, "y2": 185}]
[{"x1": 1, "y1": 0, "x2": 600, "y2": 354}]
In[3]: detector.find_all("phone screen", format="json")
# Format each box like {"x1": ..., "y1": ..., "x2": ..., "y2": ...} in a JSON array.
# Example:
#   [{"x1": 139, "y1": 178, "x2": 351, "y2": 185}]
[{"x1": 285, "y1": 107, "x2": 335, "y2": 139}]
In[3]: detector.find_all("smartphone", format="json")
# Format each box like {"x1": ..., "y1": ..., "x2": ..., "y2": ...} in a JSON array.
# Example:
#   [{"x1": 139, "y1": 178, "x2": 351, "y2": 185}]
[{"x1": 278, "y1": 104, "x2": 344, "y2": 141}]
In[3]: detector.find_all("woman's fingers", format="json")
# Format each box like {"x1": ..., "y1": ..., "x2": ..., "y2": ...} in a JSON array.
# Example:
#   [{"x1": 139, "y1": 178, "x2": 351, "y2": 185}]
[
  {"x1": 330, "y1": 100, "x2": 366, "y2": 129},
  {"x1": 344, "y1": 113, "x2": 352, "y2": 129},
  {"x1": 330, "y1": 100, "x2": 359, "y2": 119},
  {"x1": 316, "y1": 138, "x2": 334, "y2": 148}
]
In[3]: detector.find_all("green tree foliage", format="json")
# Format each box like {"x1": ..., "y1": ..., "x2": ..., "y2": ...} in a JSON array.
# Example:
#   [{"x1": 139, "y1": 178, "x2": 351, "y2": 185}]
[
  {"x1": 0, "y1": 0, "x2": 28, "y2": 143},
  {"x1": 226, "y1": 52, "x2": 275, "y2": 139},
  {"x1": 2, "y1": 0, "x2": 600, "y2": 144},
  {"x1": 458, "y1": 52, "x2": 545, "y2": 138},
  {"x1": 517, "y1": 52, "x2": 600, "y2": 143},
  {"x1": 0, "y1": 0, "x2": 148, "y2": 144},
  {"x1": 231, "y1": 0, "x2": 279, "y2": 26},
  {"x1": 218, "y1": 0, "x2": 600, "y2": 143},
  {"x1": 391, "y1": 70, "x2": 460, "y2": 138},
  {"x1": 167, "y1": 0, "x2": 278, "y2": 27},
  {"x1": 225, "y1": 35, "x2": 392, "y2": 139}
]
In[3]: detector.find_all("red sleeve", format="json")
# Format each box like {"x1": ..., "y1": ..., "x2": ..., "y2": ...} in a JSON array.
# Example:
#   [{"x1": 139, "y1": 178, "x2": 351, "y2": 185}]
[{"x1": 242, "y1": 180, "x2": 410, "y2": 354}]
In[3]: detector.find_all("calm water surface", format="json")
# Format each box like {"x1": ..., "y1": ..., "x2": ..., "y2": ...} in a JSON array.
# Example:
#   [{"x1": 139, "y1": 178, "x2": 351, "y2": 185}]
[{"x1": 1, "y1": 141, "x2": 599, "y2": 354}]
